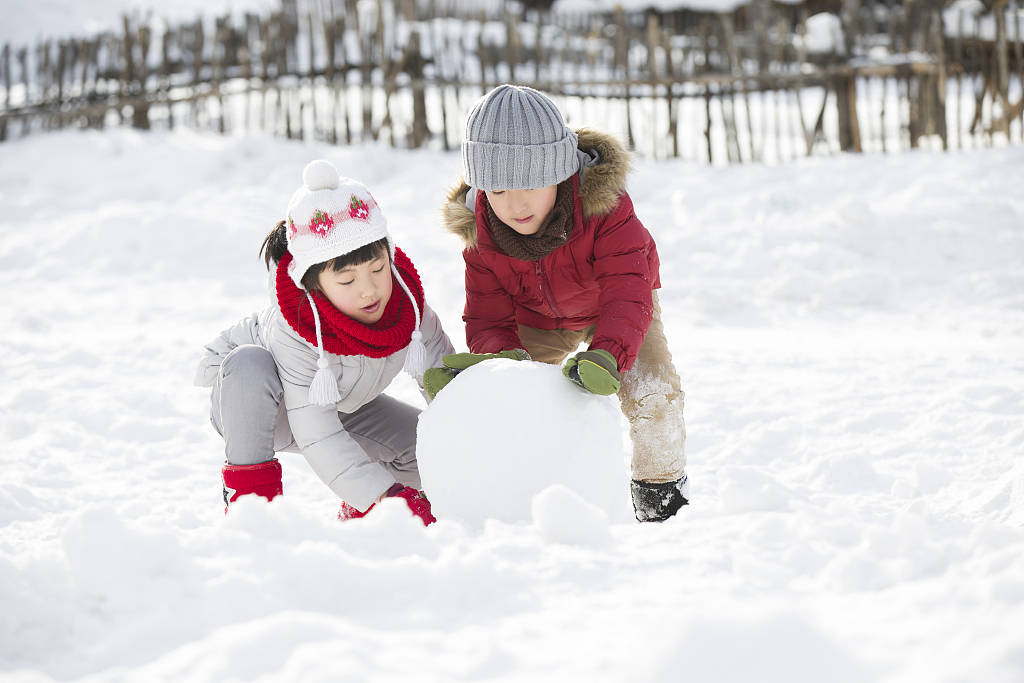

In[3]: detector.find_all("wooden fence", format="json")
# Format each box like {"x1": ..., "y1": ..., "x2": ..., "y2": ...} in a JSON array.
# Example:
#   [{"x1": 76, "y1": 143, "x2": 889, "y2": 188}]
[{"x1": 1, "y1": 0, "x2": 1022, "y2": 164}]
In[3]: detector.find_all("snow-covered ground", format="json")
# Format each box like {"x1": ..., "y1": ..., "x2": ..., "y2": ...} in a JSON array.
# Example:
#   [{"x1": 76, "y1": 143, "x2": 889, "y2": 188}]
[{"x1": 1, "y1": 125, "x2": 1022, "y2": 682}]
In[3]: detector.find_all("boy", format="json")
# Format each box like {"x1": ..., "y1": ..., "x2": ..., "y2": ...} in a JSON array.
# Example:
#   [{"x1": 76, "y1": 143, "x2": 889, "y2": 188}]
[{"x1": 429, "y1": 85, "x2": 689, "y2": 522}]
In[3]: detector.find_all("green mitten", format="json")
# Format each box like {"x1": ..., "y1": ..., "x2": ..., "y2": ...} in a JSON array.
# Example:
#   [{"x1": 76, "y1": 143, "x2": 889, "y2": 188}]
[
  {"x1": 423, "y1": 366, "x2": 458, "y2": 401},
  {"x1": 562, "y1": 349, "x2": 621, "y2": 395},
  {"x1": 424, "y1": 349, "x2": 531, "y2": 400},
  {"x1": 441, "y1": 348, "x2": 531, "y2": 370}
]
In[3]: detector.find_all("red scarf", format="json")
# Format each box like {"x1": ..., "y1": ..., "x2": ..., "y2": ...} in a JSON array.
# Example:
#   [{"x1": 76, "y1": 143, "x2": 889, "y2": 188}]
[{"x1": 275, "y1": 248, "x2": 425, "y2": 358}]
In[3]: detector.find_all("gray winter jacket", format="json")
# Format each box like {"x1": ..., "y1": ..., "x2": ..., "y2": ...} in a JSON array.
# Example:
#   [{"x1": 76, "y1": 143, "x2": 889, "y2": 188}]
[{"x1": 195, "y1": 284, "x2": 454, "y2": 509}]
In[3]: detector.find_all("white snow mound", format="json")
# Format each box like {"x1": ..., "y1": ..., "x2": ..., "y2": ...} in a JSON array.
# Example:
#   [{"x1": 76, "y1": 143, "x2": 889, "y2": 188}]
[{"x1": 417, "y1": 359, "x2": 633, "y2": 526}]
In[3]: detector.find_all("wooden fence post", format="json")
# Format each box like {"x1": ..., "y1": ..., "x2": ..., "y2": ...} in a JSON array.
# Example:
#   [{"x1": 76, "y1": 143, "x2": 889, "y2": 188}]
[
  {"x1": 136, "y1": 23, "x2": 152, "y2": 130},
  {"x1": 87, "y1": 38, "x2": 101, "y2": 129},
  {"x1": 334, "y1": 12, "x2": 352, "y2": 145},
  {"x1": 794, "y1": 10, "x2": 813, "y2": 155},
  {"x1": 432, "y1": 12, "x2": 452, "y2": 151},
  {"x1": 535, "y1": 5, "x2": 549, "y2": 83},
  {"x1": 931, "y1": 6, "x2": 948, "y2": 150},
  {"x1": 716, "y1": 14, "x2": 741, "y2": 163},
  {"x1": 120, "y1": 18, "x2": 134, "y2": 129},
  {"x1": 879, "y1": 76, "x2": 888, "y2": 153},
  {"x1": 1015, "y1": 1, "x2": 1024, "y2": 139},
  {"x1": 700, "y1": 18, "x2": 714, "y2": 164},
  {"x1": 216, "y1": 15, "x2": 231, "y2": 135},
  {"x1": 190, "y1": 19, "x2": 204, "y2": 129},
  {"x1": 55, "y1": 41, "x2": 67, "y2": 129},
  {"x1": 322, "y1": 7, "x2": 337, "y2": 145},
  {"x1": 161, "y1": 27, "x2": 173, "y2": 130},
  {"x1": 239, "y1": 14, "x2": 253, "y2": 135},
  {"x1": 351, "y1": 0, "x2": 375, "y2": 141},
  {"x1": 835, "y1": 72, "x2": 862, "y2": 152},
  {"x1": 954, "y1": 9, "x2": 963, "y2": 148},
  {"x1": 614, "y1": 6, "x2": 634, "y2": 150},
  {"x1": 505, "y1": 6, "x2": 521, "y2": 83},
  {"x1": 477, "y1": 10, "x2": 489, "y2": 93},
  {"x1": 408, "y1": 30, "x2": 429, "y2": 149},
  {"x1": 379, "y1": 0, "x2": 394, "y2": 145},
  {"x1": 770, "y1": 18, "x2": 787, "y2": 160},
  {"x1": 258, "y1": 15, "x2": 272, "y2": 134},
  {"x1": 834, "y1": 0, "x2": 862, "y2": 153},
  {"x1": 660, "y1": 24, "x2": 680, "y2": 158},
  {"x1": 646, "y1": 14, "x2": 660, "y2": 158},
  {"x1": 39, "y1": 41, "x2": 51, "y2": 129},
  {"x1": 994, "y1": 0, "x2": 1012, "y2": 138},
  {"x1": 971, "y1": 12, "x2": 990, "y2": 145},
  {"x1": 1, "y1": 44, "x2": 8, "y2": 140},
  {"x1": 76, "y1": 38, "x2": 88, "y2": 119},
  {"x1": 306, "y1": 8, "x2": 319, "y2": 142}
]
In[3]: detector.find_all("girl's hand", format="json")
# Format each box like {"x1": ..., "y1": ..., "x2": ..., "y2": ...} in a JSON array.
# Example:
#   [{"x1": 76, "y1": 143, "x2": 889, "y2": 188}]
[{"x1": 424, "y1": 349, "x2": 530, "y2": 400}]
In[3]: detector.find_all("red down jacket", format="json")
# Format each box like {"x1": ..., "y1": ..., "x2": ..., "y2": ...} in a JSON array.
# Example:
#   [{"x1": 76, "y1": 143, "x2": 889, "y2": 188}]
[{"x1": 441, "y1": 129, "x2": 661, "y2": 372}]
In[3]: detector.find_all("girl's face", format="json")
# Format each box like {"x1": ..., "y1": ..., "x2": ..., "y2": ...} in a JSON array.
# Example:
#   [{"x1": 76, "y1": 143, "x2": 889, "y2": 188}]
[
  {"x1": 485, "y1": 185, "x2": 558, "y2": 236},
  {"x1": 317, "y1": 251, "x2": 393, "y2": 325}
]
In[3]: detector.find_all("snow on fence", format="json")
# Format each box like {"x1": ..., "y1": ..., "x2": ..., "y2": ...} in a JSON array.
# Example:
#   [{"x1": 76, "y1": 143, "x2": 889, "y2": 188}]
[{"x1": 0, "y1": 0, "x2": 1022, "y2": 164}]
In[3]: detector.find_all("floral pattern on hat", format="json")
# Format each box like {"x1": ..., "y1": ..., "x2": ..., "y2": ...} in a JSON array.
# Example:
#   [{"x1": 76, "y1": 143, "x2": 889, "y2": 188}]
[
  {"x1": 309, "y1": 209, "x2": 335, "y2": 236},
  {"x1": 349, "y1": 196, "x2": 370, "y2": 220},
  {"x1": 288, "y1": 196, "x2": 378, "y2": 240}
]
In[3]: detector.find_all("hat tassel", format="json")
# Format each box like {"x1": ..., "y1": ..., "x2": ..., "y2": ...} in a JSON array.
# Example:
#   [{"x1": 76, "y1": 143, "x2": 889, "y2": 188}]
[
  {"x1": 305, "y1": 293, "x2": 342, "y2": 407},
  {"x1": 404, "y1": 329, "x2": 427, "y2": 377}
]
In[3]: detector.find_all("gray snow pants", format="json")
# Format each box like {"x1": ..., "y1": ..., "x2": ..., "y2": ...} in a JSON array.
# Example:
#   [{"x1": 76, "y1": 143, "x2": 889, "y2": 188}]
[{"x1": 210, "y1": 344, "x2": 422, "y2": 488}]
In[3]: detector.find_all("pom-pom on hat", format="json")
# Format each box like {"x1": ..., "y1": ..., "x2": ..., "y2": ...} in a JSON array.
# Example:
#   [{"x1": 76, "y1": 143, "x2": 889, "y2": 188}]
[
  {"x1": 462, "y1": 84, "x2": 580, "y2": 191},
  {"x1": 283, "y1": 160, "x2": 427, "y2": 405}
]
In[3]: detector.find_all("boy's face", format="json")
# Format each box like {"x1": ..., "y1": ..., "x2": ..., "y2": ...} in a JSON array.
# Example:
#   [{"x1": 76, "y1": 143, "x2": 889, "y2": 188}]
[
  {"x1": 485, "y1": 185, "x2": 558, "y2": 236},
  {"x1": 317, "y1": 251, "x2": 393, "y2": 325}
]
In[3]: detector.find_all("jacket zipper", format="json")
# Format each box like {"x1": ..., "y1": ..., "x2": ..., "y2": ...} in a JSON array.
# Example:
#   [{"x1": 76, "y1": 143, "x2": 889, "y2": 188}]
[{"x1": 535, "y1": 261, "x2": 564, "y2": 319}]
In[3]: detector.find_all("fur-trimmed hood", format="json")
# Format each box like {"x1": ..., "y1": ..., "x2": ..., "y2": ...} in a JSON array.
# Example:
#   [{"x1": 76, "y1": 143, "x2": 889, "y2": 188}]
[{"x1": 442, "y1": 128, "x2": 633, "y2": 248}]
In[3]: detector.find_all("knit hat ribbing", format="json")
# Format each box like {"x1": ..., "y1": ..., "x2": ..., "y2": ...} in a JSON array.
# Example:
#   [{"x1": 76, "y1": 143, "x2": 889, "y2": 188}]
[
  {"x1": 462, "y1": 84, "x2": 580, "y2": 191},
  {"x1": 283, "y1": 160, "x2": 427, "y2": 404}
]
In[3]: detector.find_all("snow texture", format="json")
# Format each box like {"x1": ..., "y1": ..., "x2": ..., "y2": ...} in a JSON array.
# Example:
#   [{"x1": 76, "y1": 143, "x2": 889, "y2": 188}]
[{"x1": 0, "y1": 65, "x2": 1023, "y2": 683}]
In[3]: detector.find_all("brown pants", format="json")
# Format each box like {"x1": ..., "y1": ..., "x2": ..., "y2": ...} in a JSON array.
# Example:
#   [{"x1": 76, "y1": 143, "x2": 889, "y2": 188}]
[{"x1": 517, "y1": 292, "x2": 687, "y2": 484}]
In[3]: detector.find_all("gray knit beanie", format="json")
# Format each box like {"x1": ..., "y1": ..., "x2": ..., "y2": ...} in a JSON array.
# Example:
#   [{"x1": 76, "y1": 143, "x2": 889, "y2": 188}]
[{"x1": 462, "y1": 84, "x2": 580, "y2": 191}]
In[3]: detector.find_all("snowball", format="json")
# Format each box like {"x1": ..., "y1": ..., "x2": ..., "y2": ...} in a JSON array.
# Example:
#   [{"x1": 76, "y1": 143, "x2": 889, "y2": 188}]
[
  {"x1": 532, "y1": 485, "x2": 612, "y2": 546},
  {"x1": 302, "y1": 159, "x2": 340, "y2": 191},
  {"x1": 416, "y1": 359, "x2": 633, "y2": 526}
]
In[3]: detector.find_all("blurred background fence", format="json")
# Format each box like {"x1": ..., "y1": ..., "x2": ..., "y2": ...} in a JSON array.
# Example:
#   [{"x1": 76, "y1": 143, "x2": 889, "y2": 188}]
[{"x1": 1, "y1": 0, "x2": 1022, "y2": 164}]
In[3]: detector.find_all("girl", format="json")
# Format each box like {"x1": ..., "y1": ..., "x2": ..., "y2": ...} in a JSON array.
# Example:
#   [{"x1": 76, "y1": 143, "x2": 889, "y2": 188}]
[
  {"x1": 429, "y1": 85, "x2": 688, "y2": 522},
  {"x1": 195, "y1": 160, "x2": 454, "y2": 524}
]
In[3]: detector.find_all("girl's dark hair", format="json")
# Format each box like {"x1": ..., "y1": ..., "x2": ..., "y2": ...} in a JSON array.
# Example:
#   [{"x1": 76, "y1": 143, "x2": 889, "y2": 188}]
[
  {"x1": 259, "y1": 221, "x2": 290, "y2": 269},
  {"x1": 259, "y1": 222, "x2": 390, "y2": 292}
]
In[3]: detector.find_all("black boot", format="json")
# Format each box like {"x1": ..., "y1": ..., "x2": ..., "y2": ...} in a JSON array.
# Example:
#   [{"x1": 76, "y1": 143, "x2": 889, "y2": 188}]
[{"x1": 631, "y1": 474, "x2": 689, "y2": 522}]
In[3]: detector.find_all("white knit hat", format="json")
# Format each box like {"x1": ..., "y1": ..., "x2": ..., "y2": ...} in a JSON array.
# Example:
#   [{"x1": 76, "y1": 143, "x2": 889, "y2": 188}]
[{"x1": 285, "y1": 160, "x2": 427, "y2": 405}]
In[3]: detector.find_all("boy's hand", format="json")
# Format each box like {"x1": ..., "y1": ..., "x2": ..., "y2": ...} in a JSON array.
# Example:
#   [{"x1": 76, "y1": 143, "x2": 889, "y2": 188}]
[
  {"x1": 424, "y1": 349, "x2": 530, "y2": 400},
  {"x1": 563, "y1": 349, "x2": 621, "y2": 395}
]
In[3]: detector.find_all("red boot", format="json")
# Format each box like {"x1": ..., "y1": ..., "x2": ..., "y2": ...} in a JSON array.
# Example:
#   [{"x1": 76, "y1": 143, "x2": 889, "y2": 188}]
[
  {"x1": 222, "y1": 459, "x2": 283, "y2": 510},
  {"x1": 338, "y1": 484, "x2": 436, "y2": 526},
  {"x1": 393, "y1": 487, "x2": 437, "y2": 526},
  {"x1": 338, "y1": 500, "x2": 373, "y2": 520}
]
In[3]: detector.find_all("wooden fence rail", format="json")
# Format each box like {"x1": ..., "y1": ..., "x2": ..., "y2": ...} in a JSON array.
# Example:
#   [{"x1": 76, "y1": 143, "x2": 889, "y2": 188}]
[{"x1": 1, "y1": 0, "x2": 1022, "y2": 164}]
